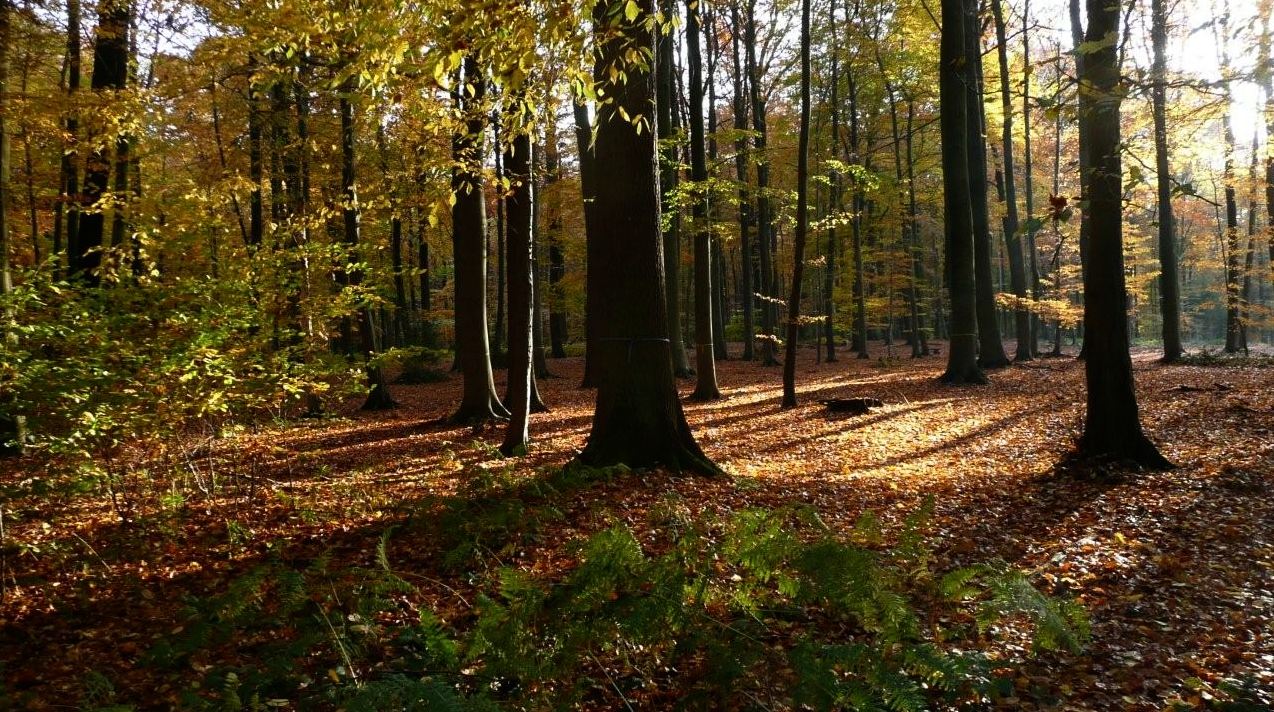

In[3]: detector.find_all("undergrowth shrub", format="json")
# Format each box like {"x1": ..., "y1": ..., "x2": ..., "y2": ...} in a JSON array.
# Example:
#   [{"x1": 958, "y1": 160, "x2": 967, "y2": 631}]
[{"x1": 147, "y1": 477, "x2": 1088, "y2": 711}]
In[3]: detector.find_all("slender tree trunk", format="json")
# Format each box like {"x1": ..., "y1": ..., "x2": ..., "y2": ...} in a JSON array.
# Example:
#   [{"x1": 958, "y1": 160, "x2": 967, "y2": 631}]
[
  {"x1": 51, "y1": 0, "x2": 82, "y2": 278},
  {"x1": 577, "y1": 0, "x2": 719, "y2": 475},
  {"x1": 849, "y1": 71, "x2": 869, "y2": 358},
  {"x1": 545, "y1": 118, "x2": 568, "y2": 359},
  {"x1": 824, "y1": 0, "x2": 840, "y2": 362},
  {"x1": 492, "y1": 118, "x2": 507, "y2": 362},
  {"x1": 705, "y1": 6, "x2": 730, "y2": 362},
  {"x1": 530, "y1": 137, "x2": 552, "y2": 393},
  {"x1": 745, "y1": 0, "x2": 778, "y2": 366},
  {"x1": 1075, "y1": 0, "x2": 1169, "y2": 468},
  {"x1": 967, "y1": 6, "x2": 1009, "y2": 368},
  {"x1": 1, "y1": 0, "x2": 22, "y2": 454},
  {"x1": 730, "y1": 0, "x2": 755, "y2": 361},
  {"x1": 501, "y1": 117, "x2": 534, "y2": 456},
  {"x1": 1022, "y1": 0, "x2": 1042, "y2": 355},
  {"x1": 573, "y1": 99, "x2": 601, "y2": 387},
  {"x1": 1261, "y1": 4, "x2": 1273, "y2": 297},
  {"x1": 686, "y1": 0, "x2": 721, "y2": 400},
  {"x1": 659, "y1": 0, "x2": 694, "y2": 377},
  {"x1": 905, "y1": 100, "x2": 929, "y2": 357},
  {"x1": 1150, "y1": 0, "x2": 1183, "y2": 361},
  {"x1": 450, "y1": 58, "x2": 507, "y2": 423},
  {"x1": 991, "y1": 0, "x2": 1032, "y2": 361},
  {"x1": 1069, "y1": 0, "x2": 1090, "y2": 359},
  {"x1": 939, "y1": 0, "x2": 986, "y2": 384},
  {"x1": 782, "y1": 0, "x2": 812, "y2": 408}
]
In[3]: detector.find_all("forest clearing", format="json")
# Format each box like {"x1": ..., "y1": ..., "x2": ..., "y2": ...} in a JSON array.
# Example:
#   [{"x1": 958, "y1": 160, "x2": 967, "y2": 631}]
[{"x1": 2, "y1": 347, "x2": 1272, "y2": 709}]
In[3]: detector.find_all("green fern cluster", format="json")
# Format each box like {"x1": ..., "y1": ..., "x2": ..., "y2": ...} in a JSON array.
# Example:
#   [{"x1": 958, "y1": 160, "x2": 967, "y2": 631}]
[{"x1": 144, "y1": 489, "x2": 1087, "y2": 711}]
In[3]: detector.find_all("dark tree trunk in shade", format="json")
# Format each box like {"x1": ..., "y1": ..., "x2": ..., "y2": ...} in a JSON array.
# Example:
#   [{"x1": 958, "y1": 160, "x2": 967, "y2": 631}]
[
  {"x1": 991, "y1": 0, "x2": 1032, "y2": 361},
  {"x1": 52, "y1": 0, "x2": 82, "y2": 277},
  {"x1": 686, "y1": 0, "x2": 721, "y2": 401},
  {"x1": 501, "y1": 123, "x2": 534, "y2": 456},
  {"x1": 450, "y1": 57, "x2": 508, "y2": 423},
  {"x1": 1022, "y1": 0, "x2": 1042, "y2": 355},
  {"x1": 577, "y1": 0, "x2": 720, "y2": 476},
  {"x1": 339, "y1": 92, "x2": 395, "y2": 411},
  {"x1": 1150, "y1": 0, "x2": 1183, "y2": 362},
  {"x1": 658, "y1": 0, "x2": 693, "y2": 377},
  {"x1": 848, "y1": 72, "x2": 869, "y2": 359},
  {"x1": 1, "y1": 0, "x2": 21, "y2": 454},
  {"x1": 1068, "y1": 0, "x2": 1090, "y2": 359},
  {"x1": 545, "y1": 121, "x2": 568, "y2": 358},
  {"x1": 572, "y1": 100, "x2": 601, "y2": 387},
  {"x1": 704, "y1": 6, "x2": 730, "y2": 362},
  {"x1": 781, "y1": 0, "x2": 812, "y2": 408},
  {"x1": 377, "y1": 122, "x2": 408, "y2": 347},
  {"x1": 905, "y1": 101, "x2": 930, "y2": 357},
  {"x1": 823, "y1": 0, "x2": 839, "y2": 363},
  {"x1": 1075, "y1": 0, "x2": 1170, "y2": 468},
  {"x1": 71, "y1": 0, "x2": 130, "y2": 284},
  {"x1": 745, "y1": 0, "x2": 778, "y2": 366},
  {"x1": 729, "y1": 0, "x2": 755, "y2": 361},
  {"x1": 966, "y1": 6, "x2": 1009, "y2": 368},
  {"x1": 528, "y1": 139, "x2": 551, "y2": 408},
  {"x1": 939, "y1": 0, "x2": 986, "y2": 384},
  {"x1": 492, "y1": 120, "x2": 506, "y2": 362}
]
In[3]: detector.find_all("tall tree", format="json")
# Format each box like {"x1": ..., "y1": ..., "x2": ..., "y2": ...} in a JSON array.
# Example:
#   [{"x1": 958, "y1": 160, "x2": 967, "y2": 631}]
[
  {"x1": 745, "y1": 0, "x2": 779, "y2": 366},
  {"x1": 573, "y1": 99, "x2": 601, "y2": 387},
  {"x1": 823, "y1": 0, "x2": 840, "y2": 363},
  {"x1": 545, "y1": 116, "x2": 568, "y2": 359},
  {"x1": 1, "y1": 0, "x2": 21, "y2": 455},
  {"x1": 578, "y1": 0, "x2": 719, "y2": 475},
  {"x1": 1218, "y1": 6, "x2": 1243, "y2": 353},
  {"x1": 686, "y1": 0, "x2": 721, "y2": 400},
  {"x1": 1021, "y1": 0, "x2": 1042, "y2": 354},
  {"x1": 1150, "y1": 0, "x2": 1183, "y2": 361},
  {"x1": 51, "y1": 0, "x2": 82, "y2": 275},
  {"x1": 501, "y1": 110, "x2": 534, "y2": 456},
  {"x1": 1261, "y1": 2, "x2": 1273, "y2": 291},
  {"x1": 991, "y1": 0, "x2": 1032, "y2": 361},
  {"x1": 658, "y1": 0, "x2": 694, "y2": 377},
  {"x1": 1075, "y1": 0, "x2": 1169, "y2": 467},
  {"x1": 967, "y1": 4, "x2": 1009, "y2": 368},
  {"x1": 781, "y1": 0, "x2": 812, "y2": 408},
  {"x1": 71, "y1": 0, "x2": 131, "y2": 284},
  {"x1": 729, "y1": 0, "x2": 755, "y2": 361},
  {"x1": 450, "y1": 57, "x2": 508, "y2": 423},
  {"x1": 939, "y1": 0, "x2": 986, "y2": 384}
]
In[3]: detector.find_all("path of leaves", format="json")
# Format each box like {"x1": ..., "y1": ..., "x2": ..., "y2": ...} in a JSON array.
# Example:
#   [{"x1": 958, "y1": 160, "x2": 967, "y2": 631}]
[{"x1": 1, "y1": 344, "x2": 1271, "y2": 710}]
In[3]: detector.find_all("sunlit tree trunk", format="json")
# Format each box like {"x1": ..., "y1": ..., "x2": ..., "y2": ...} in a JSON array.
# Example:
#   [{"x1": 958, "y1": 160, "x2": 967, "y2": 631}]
[
  {"x1": 991, "y1": 0, "x2": 1032, "y2": 361},
  {"x1": 1076, "y1": 0, "x2": 1170, "y2": 468},
  {"x1": 968, "y1": 6, "x2": 1009, "y2": 368},
  {"x1": 658, "y1": 0, "x2": 694, "y2": 377},
  {"x1": 686, "y1": 0, "x2": 721, "y2": 401},
  {"x1": 1022, "y1": 0, "x2": 1042, "y2": 355},
  {"x1": 1068, "y1": 0, "x2": 1090, "y2": 359},
  {"x1": 501, "y1": 118, "x2": 534, "y2": 456},
  {"x1": 578, "y1": 0, "x2": 719, "y2": 475}
]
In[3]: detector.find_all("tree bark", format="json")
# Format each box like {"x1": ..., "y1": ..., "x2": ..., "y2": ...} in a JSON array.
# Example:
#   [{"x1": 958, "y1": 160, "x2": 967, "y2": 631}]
[
  {"x1": 1075, "y1": 0, "x2": 1169, "y2": 468},
  {"x1": 450, "y1": 57, "x2": 508, "y2": 423},
  {"x1": 745, "y1": 0, "x2": 778, "y2": 366},
  {"x1": 573, "y1": 99, "x2": 601, "y2": 387},
  {"x1": 939, "y1": 0, "x2": 986, "y2": 384},
  {"x1": 545, "y1": 118, "x2": 568, "y2": 359},
  {"x1": 501, "y1": 119, "x2": 534, "y2": 456},
  {"x1": 782, "y1": 0, "x2": 812, "y2": 408},
  {"x1": 686, "y1": 0, "x2": 721, "y2": 400},
  {"x1": 729, "y1": 0, "x2": 755, "y2": 361},
  {"x1": 991, "y1": 0, "x2": 1032, "y2": 361},
  {"x1": 823, "y1": 0, "x2": 840, "y2": 363},
  {"x1": 577, "y1": 0, "x2": 719, "y2": 475},
  {"x1": 658, "y1": 0, "x2": 694, "y2": 377},
  {"x1": 1, "y1": 0, "x2": 22, "y2": 454},
  {"x1": 1150, "y1": 0, "x2": 1183, "y2": 361}
]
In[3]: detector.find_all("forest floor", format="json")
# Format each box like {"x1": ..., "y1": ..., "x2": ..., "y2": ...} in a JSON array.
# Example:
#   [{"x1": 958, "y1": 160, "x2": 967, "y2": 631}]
[{"x1": 1, "y1": 343, "x2": 1272, "y2": 710}]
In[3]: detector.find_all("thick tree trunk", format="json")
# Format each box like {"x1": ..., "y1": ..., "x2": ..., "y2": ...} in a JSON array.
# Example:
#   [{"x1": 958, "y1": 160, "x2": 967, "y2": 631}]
[
  {"x1": 939, "y1": 0, "x2": 986, "y2": 384},
  {"x1": 686, "y1": 0, "x2": 721, "y2": 400},
  {"x1": 578, "y1": 0, "x2": 719, "y2": 475},
  {"x1": 991, "y1": 0, "x2": 1032, "y2": 361},
  {"x1": 1075, "y1": 0, "x2": 1169, "y2": 468},
  {"x1": 1151, "y1": 0, "x2": 1183, "y2": 362},
  {"x1": 501, "y1": 122, "x2": 534, "y2": 456},
  {"x1": 781, "y1": 0, "x2": 812, "y2": 408},
  {"x1": 730, "y1": 0, "x2": 755, "y2": 361},
  {"x1": 450, "y1": 58, "x2": 507, "y2": 423}
]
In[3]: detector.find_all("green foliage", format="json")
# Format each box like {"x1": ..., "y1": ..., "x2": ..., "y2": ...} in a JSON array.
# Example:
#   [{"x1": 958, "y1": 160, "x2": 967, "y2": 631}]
[{"x1": 151, "y1": 487, "x2": 1087, "y2": 710}]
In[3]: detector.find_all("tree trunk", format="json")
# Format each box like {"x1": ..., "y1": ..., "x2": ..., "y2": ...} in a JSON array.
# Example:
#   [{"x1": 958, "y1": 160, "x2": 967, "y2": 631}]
[
  {"x1": 686, "y1": 0, "x2": 721, "y2": 400},
  {"x1": 730, "y1": 0, "x2": 755, "y2": 361},
  {"x1": 967, "y1": 6, "x2": 1009, "y2": 368},
  {"x1": 939, "y1": 0, "x2": 986, "y2": 384},
  {"x1": 1068, "y1": 0, "x2": 1090, "y2": 360},
  {"x1": 71, "y1": 0, "x2": 130, "y2": 284},
  {"x1": 823, "y1": 0, "x2": 840, "y2": 363},
  {"x1": 545, "y1": 119, "x2": 568, "y2": 359},
  {"x1": 991, "y1": 0, "x2": 1032, "y2": 361},
  {"x1": 573, "y1": 99, "x2": 601, "y2": 387},
  {"x1": 781, "y1": 0, "x2": 812, "y2": 408},
  {"x1": 704, "y1": 5, "x2": 730, "y2": 362},
  {"x1": 1022, "y1": 0, "x2": 1042, "y2": 355},
  {"x1": 492, "y1": 119, "x2": 507, "y2": 362},
  {"x1": 450, "y1": 57, "x2": 507, "y2": 423},
  {"x1": 848, "y1": 71, "x2": 869, "y2": 358},
  {"x1": 905, "y1": 100, "x2": 929, "y2": 357},
  {"x1": 578, "y1": 0, "x2": 720, "y2": 475},
  {"x1": 51, "y1": 0, "x2": 82, "y2": 278},
  {"x1": 501, "y1": 118, "x2": 534, "y2": 456},
  {"x1": 1150, "y1": 0, "x2": 1183, "y2": 362},
  {"x1": 1075, "y1": 0, "x2": 1169, "y2": 468},
  {"x1": 658, "y1": 0, "x2": 694, "y2": 377},
  {"x1": 1, "y1": 0, "x2": 22, "y2": 455},
  {"x1": 745, "y1": 0, "x2": 778, "y2": 366}
]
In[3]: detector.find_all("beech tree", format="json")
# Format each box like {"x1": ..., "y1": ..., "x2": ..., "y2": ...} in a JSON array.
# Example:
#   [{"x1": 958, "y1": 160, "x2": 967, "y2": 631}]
[
  {"x1": 577, "y1": 0, "x2": 719, "y2": 475},
  {"x1": 781, "y1": 0, "x2": 811, "y2": 408},
  {"x1": 685, "y1": 0, "x2": 720, "y2": 400},
  {"x1": 501, "y1": 106, "x2": 534, "y2": 456}
]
